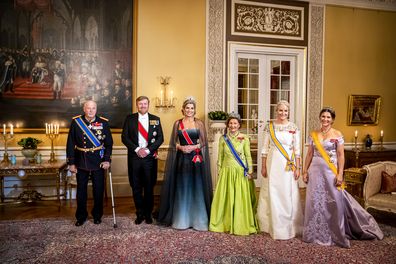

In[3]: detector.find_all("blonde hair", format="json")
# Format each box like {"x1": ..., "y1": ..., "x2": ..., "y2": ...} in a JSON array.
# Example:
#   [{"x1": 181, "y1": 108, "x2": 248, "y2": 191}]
[
  {"x1": 181, "y1": 98, "x2": 196, "y2": 115},
  {"x1": 276, "y1": 100, "x2": 290, "y2": 111}
]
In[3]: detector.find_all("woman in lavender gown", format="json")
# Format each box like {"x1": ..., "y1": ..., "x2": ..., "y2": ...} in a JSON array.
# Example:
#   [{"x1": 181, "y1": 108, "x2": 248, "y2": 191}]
[{"x1": 302, "y1": 107, "x2": 383, "y2": 248}]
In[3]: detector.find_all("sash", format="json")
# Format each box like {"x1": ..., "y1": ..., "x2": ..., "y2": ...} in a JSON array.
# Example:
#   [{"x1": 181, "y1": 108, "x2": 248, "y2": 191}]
[
  {"x1": 179, "y1": 120, "x2": 202, "y2": 163},
  {"x1": 311, "y1": 131, "x2": 345, "y2": 190},
  {"x1": 269, "y1": 122, "x2": 296, "y2": 171},
  {"x1": 138, "y1": 120, "x2": 148, "y2": 142},
  {"x1": 223, "y1": 134, "x2": 248, "y2": 177},
  {"x1": 75, "y1": 117, "x2": 104, "y2": 158},
  {"x1": 138, "y1": 119, "x2": 158, "y2": 158}
]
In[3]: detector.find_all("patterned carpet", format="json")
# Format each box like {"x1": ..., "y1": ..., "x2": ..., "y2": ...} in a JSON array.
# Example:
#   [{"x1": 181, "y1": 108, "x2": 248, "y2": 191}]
[{"x1": 0, "y1": 216, "x2": 395, "y2": 264}]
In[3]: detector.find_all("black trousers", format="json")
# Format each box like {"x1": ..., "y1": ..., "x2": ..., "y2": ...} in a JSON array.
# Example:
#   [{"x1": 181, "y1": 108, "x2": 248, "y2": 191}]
[
  {"x1": 75, "y1": 168, "x2": 105, "y2": 221},
  {"x1": 128, "y1": 156, "x2": 158, "y2": 219}
]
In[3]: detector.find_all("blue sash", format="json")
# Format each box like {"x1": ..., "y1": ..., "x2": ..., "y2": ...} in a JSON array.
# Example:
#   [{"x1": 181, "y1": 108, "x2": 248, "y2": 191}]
[
  {"x1": 223, "y1": 135, "x2": 248, "y2": 176},
  {"x1": 75, "y1": 117, "x2": 104, "y2": 158}
]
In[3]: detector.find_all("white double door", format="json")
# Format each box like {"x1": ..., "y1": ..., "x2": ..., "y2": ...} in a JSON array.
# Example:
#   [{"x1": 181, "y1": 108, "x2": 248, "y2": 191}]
[{"x1": 228, "y1": 44, "x2": 306, "y2": 186}]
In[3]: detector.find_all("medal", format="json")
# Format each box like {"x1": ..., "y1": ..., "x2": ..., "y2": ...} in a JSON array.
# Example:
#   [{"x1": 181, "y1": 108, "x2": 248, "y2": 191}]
[
  {"x1": 151, "y1": 138, "x2": 156, "y2": 143},
  {"x1": 153, "y1": 131, "x2": 157, "y2": 136}
]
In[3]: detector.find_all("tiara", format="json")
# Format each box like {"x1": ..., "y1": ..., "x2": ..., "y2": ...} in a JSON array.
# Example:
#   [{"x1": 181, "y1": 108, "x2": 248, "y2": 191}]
[
  {"x1": 228, "y1": 112, "x2": 241, "y2": 119},
  {"x1": 184, "y1": 96, "x2": 196, "y2": 103},
  {"x1": 322, "y1": 106, "x2": 334, "y2": 111}
]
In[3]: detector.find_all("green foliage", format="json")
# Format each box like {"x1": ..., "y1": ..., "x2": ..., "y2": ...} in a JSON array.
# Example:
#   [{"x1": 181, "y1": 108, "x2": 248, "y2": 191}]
[
  {"x1": 208, "y1": 111, "x2": 228, "y2": 120},
  {"x1": 17, "y1": 137, "x2": 42, "y2": 149}
]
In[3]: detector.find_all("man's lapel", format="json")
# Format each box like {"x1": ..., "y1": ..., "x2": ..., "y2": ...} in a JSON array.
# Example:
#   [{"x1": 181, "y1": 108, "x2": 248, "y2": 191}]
[
  {"x1": 133, "y1": 113, "x2": 139, "y2": 140},
  {"x1": 147, "y1": 114, "x2": 153, "y2": 142}
]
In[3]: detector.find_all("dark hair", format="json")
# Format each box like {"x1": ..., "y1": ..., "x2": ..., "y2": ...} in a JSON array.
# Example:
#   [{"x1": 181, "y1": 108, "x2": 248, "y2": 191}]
[
  {"x1": 136, "y1": 95, "x2": 150, "y2": 103},
  {"x1": 319, "y1": 107, "x2": 336, "y2": 119}
]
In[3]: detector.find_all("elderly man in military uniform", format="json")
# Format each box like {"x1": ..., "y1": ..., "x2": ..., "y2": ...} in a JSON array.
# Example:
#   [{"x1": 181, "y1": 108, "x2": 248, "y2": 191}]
[{"x1": 66, "y1": 100, "x2": 113, "y2": 226}]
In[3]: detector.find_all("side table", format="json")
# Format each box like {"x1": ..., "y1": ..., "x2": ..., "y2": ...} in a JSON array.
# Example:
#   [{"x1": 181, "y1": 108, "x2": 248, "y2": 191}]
[{"x1": 344, "y1": 167, "x2": 367, "y2": 206}]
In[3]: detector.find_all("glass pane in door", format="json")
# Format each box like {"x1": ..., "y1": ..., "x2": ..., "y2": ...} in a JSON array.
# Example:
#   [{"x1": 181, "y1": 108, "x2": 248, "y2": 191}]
[
  {"x1": 269, "y1": 59, "x2": 292, "y2": 118},
  {"x1": 237, "y1": 57, "x2": 259, "y2": 177}
]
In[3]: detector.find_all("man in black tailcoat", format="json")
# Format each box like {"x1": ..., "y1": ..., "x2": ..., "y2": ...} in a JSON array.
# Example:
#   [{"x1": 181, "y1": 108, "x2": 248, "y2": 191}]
[
  {"x1": 121, "y1": 96, "x2": 163, "y2": 224},
  {"x1": 66, "y1": 100, "x2": 113, "y2": 226}
]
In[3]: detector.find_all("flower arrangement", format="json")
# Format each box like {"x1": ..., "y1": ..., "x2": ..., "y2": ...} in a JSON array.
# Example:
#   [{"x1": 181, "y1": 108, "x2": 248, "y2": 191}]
[
  {"x1": 17, "y1": 137, "x2": 42, "y2": 149},
  {"x1": 208, "y1": 111, "x2": 228, "y2": 120}
]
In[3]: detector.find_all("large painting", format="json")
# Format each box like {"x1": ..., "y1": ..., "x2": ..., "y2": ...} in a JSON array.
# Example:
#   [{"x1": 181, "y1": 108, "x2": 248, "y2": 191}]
[{"x1": 0, "y1": 0, "x2": 134, "y2": 131}]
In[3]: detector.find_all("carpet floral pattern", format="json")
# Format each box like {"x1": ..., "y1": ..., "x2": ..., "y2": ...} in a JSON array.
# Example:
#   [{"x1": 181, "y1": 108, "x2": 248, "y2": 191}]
[{"x1": 1, "y1": 216, "x2": 395, "y2": 263}]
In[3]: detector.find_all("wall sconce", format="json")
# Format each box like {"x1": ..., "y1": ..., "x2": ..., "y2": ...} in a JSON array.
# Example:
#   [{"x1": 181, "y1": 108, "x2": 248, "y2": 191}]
[{"x1": 155, "y1": 76, "x2": 175, "y2": 108}]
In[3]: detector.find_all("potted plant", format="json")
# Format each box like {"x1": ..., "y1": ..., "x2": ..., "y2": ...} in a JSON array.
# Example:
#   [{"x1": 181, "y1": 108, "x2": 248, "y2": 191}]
[
  {"x1": 208, "y1": 111, "x2": 228, "y2": 133},
  {"x1": 208, "y1": 111, "x2": 228, "y2": 121},
  {"x1": 17, "y1": 137, "x2": 42, "y2": 161}
]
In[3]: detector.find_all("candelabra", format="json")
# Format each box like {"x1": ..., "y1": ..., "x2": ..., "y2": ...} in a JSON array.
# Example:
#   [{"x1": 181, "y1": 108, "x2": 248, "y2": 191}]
[
  {"x1": 46, "y1": 133, "x2": 59, "y2": 163},
  {"x1": 45, "y1": 123, "x2": 59, "y2": 163},
  {"x1": 1, "y1": 133, "x2": 14, "y2": 165}
]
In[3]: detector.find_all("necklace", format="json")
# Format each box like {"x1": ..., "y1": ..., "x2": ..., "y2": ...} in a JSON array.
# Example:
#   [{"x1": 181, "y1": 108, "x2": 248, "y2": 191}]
[{"x1": 321, "y1": 126, "x2": 331, "y2": 135}]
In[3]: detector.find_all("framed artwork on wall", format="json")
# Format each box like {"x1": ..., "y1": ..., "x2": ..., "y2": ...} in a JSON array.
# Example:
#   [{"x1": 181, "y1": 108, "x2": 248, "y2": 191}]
[
  {"x1": 0, "y1": 0, "x2": 135, "y2": 132},
  {"x1": 347, "y1": 95, "x2": 381, "y2": 126}
]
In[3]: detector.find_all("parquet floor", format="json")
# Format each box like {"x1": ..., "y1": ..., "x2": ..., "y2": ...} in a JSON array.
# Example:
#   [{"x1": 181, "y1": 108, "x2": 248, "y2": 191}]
[{"x1": 0, "y1": 196, "x2": 153, "y2": 221}]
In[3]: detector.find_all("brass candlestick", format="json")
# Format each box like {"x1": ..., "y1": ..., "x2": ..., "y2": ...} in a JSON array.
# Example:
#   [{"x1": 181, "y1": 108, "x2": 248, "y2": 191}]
[
  {"x1": 354, "y1": 135, "x2": 358, "y2": 151},
  {"x1": 1, "y1": 133, "x2": 14, "y2": 165},
  {"x1": 380, "y1": 135, "x2": 384, "y2": 150},
  {"x1": 46, "y1": 133, "x2": 59, "y2": 163}
]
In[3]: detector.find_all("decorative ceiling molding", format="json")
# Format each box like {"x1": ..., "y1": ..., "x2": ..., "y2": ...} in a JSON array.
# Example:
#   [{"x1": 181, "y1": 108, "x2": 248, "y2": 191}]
[{"x1": 300, "y1": 0, "x2": 396, "y2": 11}]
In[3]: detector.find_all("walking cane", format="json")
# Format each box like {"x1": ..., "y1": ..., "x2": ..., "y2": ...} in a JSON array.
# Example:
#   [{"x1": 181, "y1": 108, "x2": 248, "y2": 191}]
[{"x1": 107, "y1": 168, "x2": 117, "y2": 228}]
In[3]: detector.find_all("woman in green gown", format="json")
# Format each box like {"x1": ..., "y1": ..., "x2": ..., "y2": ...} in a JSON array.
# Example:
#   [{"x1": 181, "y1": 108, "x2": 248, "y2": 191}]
[{"x1": 209, "y1": 113, "x2": 258, "y2": 235}]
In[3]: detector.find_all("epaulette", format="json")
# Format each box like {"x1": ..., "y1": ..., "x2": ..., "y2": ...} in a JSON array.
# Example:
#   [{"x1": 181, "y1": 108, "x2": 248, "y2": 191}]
[
  {"x1": 99, "y1": 116, "x2": 109, "y2": 121},
  {"x1": 72, "y1": 115, "x2": 82, "y2": 119}
]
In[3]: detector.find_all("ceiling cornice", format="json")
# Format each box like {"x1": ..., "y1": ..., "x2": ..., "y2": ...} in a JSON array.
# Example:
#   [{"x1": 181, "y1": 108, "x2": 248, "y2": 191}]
[{"x1": 300, "y1": 0, "x2": 396, "y2": 11}]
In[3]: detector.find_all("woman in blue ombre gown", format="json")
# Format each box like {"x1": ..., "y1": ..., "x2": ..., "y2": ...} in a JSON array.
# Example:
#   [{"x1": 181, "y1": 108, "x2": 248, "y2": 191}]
[
  {"x1": 157, "y1": 98, "x2": 212, "y2": 230},
  {"x1": 302, "y1": 107, "x2": 383, "y2": 248}
]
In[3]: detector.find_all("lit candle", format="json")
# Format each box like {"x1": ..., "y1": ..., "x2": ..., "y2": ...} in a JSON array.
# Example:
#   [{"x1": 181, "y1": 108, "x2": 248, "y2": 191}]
[
  {"x1": 45, "y1": 123, "x2": 48, "y2": 134},
  {"x1": 170, "y1": 90, "x2": 173, "y2": 105},
  {"x1": 3, "y1": 124, "x2": 5, "y2": 135},
  {"x1": 380, "y1": 130, "x2": 383, "y2": 137},
  {"x1": 50, "y1": 123, "x2": 53, "y2": 134},
  {"x1": 160, "y1": 90, "x2": 164, "y2": 106},
  {"x1": 56, "y1": 124, "x2": 59, "y2": 134},
  {"x1": 10, "y1": 124, "x2": 13, "y2": 135},
  {"x1": 354, "y1": 130, "x2": 358, "y2": 137}
]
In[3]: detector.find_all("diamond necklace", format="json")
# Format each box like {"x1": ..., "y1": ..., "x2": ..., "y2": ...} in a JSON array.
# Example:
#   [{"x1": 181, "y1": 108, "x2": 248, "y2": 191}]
[{"x1": 321, "y1": 126, "x2": 331, "y2": 135}]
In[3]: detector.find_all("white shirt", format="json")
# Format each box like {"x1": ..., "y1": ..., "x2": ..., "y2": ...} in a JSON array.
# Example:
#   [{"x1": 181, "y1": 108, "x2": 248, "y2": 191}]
[{"x1": 135, "y1": 113, "x2": 150, "y2": 154}]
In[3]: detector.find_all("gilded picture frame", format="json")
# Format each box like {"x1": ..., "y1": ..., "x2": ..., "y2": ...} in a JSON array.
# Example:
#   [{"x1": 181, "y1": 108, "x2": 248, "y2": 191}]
[
  {"x1": 348, "y1": 95, "x2": 381, "y2": 126},
  {"x1": 0, "y1": 0, "x2": 136, "y2": 133}
]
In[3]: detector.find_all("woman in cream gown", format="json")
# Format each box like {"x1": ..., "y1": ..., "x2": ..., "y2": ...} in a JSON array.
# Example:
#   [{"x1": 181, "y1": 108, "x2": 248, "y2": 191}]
[{"x1": 256, "y1": 101, "x2": 303, "y2": 239}]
